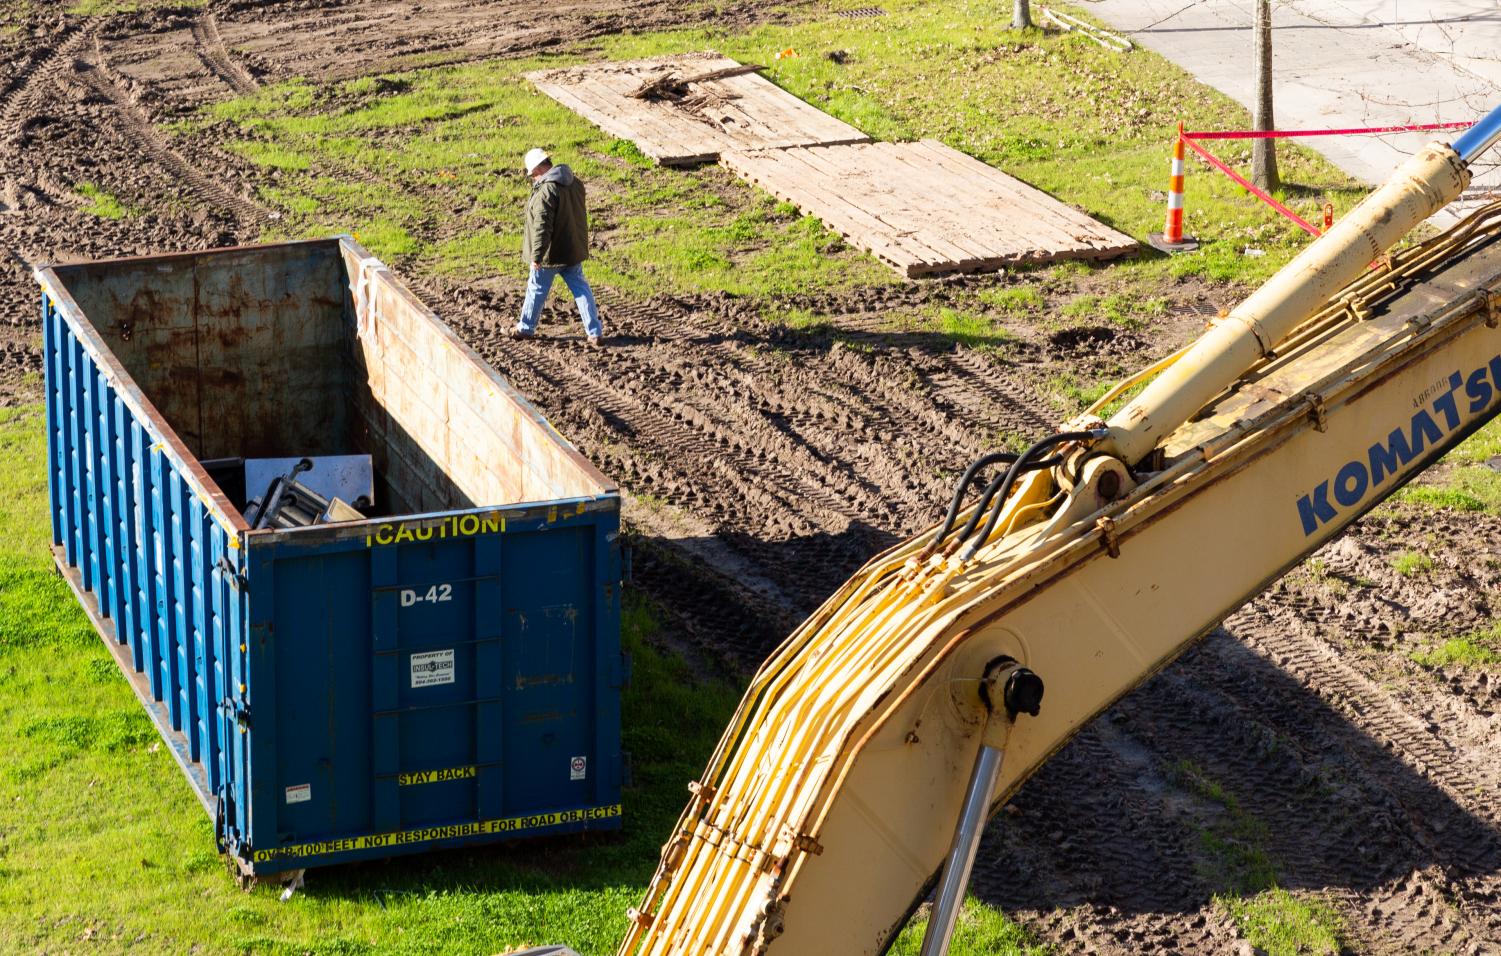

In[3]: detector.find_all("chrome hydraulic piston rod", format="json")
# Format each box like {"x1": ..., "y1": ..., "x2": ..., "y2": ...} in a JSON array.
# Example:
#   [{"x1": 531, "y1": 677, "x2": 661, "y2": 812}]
[
  {"x1": 917, "y1": 744, "x2": 1003, "y2": 956},
  {"x1": 918, "y1": 664, "x2": 1042, "y2": 956},
  {"x1": 1098, "y1": 101, "x2": 1501, "y2": 467}
]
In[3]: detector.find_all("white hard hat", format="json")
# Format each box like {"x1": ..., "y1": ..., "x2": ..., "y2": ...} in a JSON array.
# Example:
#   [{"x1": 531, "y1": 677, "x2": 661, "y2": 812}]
[{"x1": 523, "y1": 148, "x2": 550, "y2": 175}]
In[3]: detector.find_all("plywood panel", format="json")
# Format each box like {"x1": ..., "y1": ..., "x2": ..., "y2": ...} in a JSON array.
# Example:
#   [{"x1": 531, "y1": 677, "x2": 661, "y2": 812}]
[
  {"x1": 527, "y1": 53, "x2": 870, "y2": 166},
  {"x1": 721, "y1": 140, "x2": 1139, "y2": 277}
]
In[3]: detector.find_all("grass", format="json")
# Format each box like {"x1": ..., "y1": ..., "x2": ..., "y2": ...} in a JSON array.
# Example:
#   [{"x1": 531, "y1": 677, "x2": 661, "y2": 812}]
[
  {"x1": 0, "y1": 405, "x2": 1040, "y2": 953},
  {"x1": 889, "y1": 898, "x2": 1048, "y2": 955},
  {"x1": 1390, "y1": 550, "x2": 1435, "y2": 576},
  {"x1": 0, "y1": 405, "x2": 736, "y2": 954},
  {"x1": 1412, "y1": 638, "x2": 1501, "y2": 669},
  {"x1": 1411, "y1": 623, "x2": 1501, "y2": 669},
  {"x1": 1059, "y1": 291, "x2": 1167, "y2": 329},
  {"x1": 978, "y1": 285, "x2": 1044, "y2": 314},
  {"x1": 193, "y1": 0, "x2": 1367, "y2": 319},
  {"x1": 927, "y1": 306, "x2": 1013, "y2": 350},
  {"x1": 1043, "y1": 372, "x2": 1111, "y2": 417},
  {"x1": 1221, "y1": 890, "x2": 1344, "y2": 956},
  {"x1": 75, "y1": 182, "x2": 131, "y2": 219},
  {"x1": 193, "y1": 67, "x2": 891, "y2": 296},
  {"x1": 1170, "y1": 760, "x2": 1344, "y2": 956},
  {"x1": 65, "y1": 0, "x2": 201, "y2": 13}
]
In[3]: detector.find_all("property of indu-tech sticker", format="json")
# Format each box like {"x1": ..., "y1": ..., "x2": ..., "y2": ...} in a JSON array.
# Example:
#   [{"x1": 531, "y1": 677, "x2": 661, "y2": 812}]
[{"x1": 410, "y1": 649, "x2": 455, "y2": 688}]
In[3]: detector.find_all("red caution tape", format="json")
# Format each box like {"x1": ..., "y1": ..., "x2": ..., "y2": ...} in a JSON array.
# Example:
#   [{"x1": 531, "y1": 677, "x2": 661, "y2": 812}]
[
  {"x1": 1178, "y1": 135, "x2": 1322, "y2": 238},
  {"x1": 1183, "y1": 121, "x2": 1472, "y2": 141}
]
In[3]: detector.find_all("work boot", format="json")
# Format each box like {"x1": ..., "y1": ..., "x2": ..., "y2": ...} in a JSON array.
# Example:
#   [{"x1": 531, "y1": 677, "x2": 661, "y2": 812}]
[
  {"x1": 587, "y1": 334, "x2": 603, "y2": 348},
  {"x1": 507, "y1": 325, "x2": 535, "y2": 340}
]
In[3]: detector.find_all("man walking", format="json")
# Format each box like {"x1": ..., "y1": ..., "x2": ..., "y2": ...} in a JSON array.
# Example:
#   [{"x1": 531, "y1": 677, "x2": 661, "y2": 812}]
[{"x1": 512, "y1": 147, "x2": 603, "y2": 346}]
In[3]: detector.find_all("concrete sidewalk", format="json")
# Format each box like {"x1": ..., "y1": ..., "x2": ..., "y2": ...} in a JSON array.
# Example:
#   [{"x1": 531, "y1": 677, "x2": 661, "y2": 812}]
[{"x1": 1080, "y1": 0, "x2": 1501, "y2": 220}]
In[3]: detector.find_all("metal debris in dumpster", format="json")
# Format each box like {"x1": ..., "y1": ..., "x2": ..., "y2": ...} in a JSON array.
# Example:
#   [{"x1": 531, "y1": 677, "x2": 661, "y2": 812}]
[{"x1": 36, "y1": 237, "x2": 624, "y2": 878}]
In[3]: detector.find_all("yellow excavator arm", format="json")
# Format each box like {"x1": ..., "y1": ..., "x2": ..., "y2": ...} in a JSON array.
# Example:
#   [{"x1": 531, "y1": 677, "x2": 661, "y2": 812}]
[{"x1": 617, "y1": 109, "x2": 1501, "y2": 956}]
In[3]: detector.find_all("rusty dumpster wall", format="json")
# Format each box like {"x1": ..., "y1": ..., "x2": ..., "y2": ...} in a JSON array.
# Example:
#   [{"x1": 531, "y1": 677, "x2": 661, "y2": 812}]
[{"x1": 56, "y1": 243, "x2": 353, "y2": 463}]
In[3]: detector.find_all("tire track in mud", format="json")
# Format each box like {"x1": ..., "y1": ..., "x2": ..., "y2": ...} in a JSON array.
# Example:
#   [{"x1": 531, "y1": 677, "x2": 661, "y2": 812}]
[
  {"x1": 76, "y1": 45, "x2": 271, "y2": 224},
  {"x1": 604, "y1": 292, "x2": 1048, "y2": 480},
  {"x1": 1233, "y1": 599, "x2": 1493, "y2": 815},
  {"x1": 973, "y1": 587, "x2": 1501, "y2": 955},
  {"x1": 430, "y1": 293, "x2": 860, "y2": 508},
  {"x1": 418, "y1": 281, "x2": 1063, "y2": 660},
  {"x1": 0, "y1": 28, "x2": 87, "y2": 141},
  {"x1": 603, "y1": 299, "x2": 971, "y2": 519},
  {"x1": 1155, "y1": 620, "x2": 1501, "y2": 952},
  {"x1": 1221, "y1": 602, "x2": 1501, "y2": 952},
  {"x1": 944, "y1": 348, "x2": 1058, "y2": 435},
  {"x1": 191, "y1": 11, "x2": 259, "y2": 95}
]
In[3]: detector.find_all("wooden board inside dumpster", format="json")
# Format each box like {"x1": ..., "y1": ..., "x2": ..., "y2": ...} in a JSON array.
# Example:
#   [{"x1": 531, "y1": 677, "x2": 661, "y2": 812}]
[
  {"x1": 526, "y1": 53, "x2": 870, "y2": 166},
  {"x1": 720, "y1": 140, "x2": 1140, "y2": 277}
]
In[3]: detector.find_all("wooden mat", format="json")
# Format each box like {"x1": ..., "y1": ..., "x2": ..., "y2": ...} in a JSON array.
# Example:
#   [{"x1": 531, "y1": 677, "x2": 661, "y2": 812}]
[
  {"x1": 527, "y1": 53, "x2": 870, "y2": 166},
  {"x1": 721, "y1": 140, "x2": 1139, "y2": 276}
]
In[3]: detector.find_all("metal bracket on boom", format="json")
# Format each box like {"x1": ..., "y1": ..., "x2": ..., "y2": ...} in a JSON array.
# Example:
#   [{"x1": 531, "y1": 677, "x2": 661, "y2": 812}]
[
  {"x1": 1306, "y1": 392, "x2": 1329, "y2": 433},
  {"x1": 1096, "y1": 516, "x2": 1121, "y2": 559}
]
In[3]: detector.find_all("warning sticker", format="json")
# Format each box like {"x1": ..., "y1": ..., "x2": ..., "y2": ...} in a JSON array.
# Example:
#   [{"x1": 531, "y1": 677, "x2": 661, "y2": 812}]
[
  {"x1": 410, "y1": 649, "x2": 455, "y2": 688},
  {"x1": 251, "y1": 803, "x2": 623, "y2": 863},
  {"x1": 570, "y1": 756, "x2": 587, "y2": 781},
  {"x1": 285, "y1": 783, "x2": 311, "y2": 804}
]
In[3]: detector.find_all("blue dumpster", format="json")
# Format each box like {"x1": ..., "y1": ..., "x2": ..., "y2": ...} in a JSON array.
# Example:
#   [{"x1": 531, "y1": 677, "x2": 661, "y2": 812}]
[{"x1": 37, "y1": 237, "x2": 623, "y2": 877}]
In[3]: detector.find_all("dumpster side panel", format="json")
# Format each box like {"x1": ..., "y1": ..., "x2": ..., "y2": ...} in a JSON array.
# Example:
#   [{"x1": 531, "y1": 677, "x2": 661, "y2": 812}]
[
  {"x1": 243, "y1": 503, "x2": 623, "y2": 873},
  {"x1": 42, "y1": 289, "x2": 247, "y2": 831},
  {"x1": 339, "y1": 239, "x2": 616, "y2": 511}
]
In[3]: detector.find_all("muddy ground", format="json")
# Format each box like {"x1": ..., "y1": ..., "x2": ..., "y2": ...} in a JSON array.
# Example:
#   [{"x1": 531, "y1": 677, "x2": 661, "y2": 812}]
[{"x1": 1, "y1": 2, "x2": 1499, "y2": 953}]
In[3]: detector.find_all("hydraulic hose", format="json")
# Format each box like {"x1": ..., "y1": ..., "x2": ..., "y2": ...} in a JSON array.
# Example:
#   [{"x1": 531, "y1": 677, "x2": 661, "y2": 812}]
[
  {"x1": 928, "y1": 451, "x2": 1021, "y2": 552},
  {"x1": 957, "y1": 430, "x2": 1104, "y2": 561},
  {"x1": 947, "y1": 456, "x2": 1064, "y2": 551}
]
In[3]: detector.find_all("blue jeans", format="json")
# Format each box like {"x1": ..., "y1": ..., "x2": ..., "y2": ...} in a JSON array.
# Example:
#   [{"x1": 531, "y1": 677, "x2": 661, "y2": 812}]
[{"x1": 517, "y1": 263, "x2": 601, "y2": 338}]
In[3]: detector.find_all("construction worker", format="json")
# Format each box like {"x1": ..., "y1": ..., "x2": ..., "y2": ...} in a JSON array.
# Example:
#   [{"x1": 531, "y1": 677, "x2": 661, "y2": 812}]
[{"x1": 511, "y1": 147, "x2": 603, "y2": 346}]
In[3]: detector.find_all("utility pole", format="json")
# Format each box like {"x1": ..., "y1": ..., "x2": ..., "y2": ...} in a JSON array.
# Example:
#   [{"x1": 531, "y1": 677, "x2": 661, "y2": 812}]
[
  {"x1": 1013, "y1": 0, "x2": 1032, "y2": 29},
  {"x1": 1251, "y1": 0, "x2": 1280, "y2": 191}
]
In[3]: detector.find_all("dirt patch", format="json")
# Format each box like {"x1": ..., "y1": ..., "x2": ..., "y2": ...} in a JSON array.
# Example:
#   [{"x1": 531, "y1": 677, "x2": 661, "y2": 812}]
[{"x1": 2, "y1": 3, "x2": 1499, "y2": 953}]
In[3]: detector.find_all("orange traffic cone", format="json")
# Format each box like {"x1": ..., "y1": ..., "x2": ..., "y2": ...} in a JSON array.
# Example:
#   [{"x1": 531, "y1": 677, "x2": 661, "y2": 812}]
[{"x1": 1150, "y1": 125, "x2": 1200, "y2": 253}]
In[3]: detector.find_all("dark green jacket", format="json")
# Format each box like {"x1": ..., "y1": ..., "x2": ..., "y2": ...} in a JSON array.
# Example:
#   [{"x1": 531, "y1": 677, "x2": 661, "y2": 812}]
[{"x1": 523, "y1": 165, "x2": 589, "y2": 267}]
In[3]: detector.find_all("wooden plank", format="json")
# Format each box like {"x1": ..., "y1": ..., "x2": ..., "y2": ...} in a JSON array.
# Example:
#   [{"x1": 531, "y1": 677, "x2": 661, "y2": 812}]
[
  {"x1": 819, "y1": 142, "x2": 1037, "y2": 268},
  {"x1": 792, "y1": 144, "x2": 989, "y2": 271},
  {"x1": 722, "y1": 140, "x2": 1138, "y2": 276},
  {"x1": 865, "y1": 140, "x2": 1067, "y2": 256},
  {"x1": 854, "y1": 145, "x2": 1019, "y2": 266},
  {"x1": 722, "y1": 148, "x2": 942, "y2": 274},
  {"x1": 909, "y1": 140, "x2": 1135, "y2": 254},
  {"x1": 860, "y1": 142, "x2": 1068, "y2": 259},
  {"x1": 720, "y1": 149, "x2": 922, "y2": 268},
  {"x1": 761, "y1": 146, "x2": 947, "y2": 268},
  {"x1": 537, "y1": 76, "x2": 720, "y2": 166},
  {"x1": 904, "y1": 138, "x2": 1113, "y2": 245},
  {"x1": 527, "y1": 53, "x2": 869, "y2": 166}
]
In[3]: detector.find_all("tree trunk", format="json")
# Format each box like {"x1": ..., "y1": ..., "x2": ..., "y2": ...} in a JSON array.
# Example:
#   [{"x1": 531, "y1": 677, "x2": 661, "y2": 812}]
[
  {"x1": 1251, "y1": 0, "x2": 1280, "y2": 191},
  {"x1": 1013, "y1": 0, "x2": 1032, "y2": 29}
]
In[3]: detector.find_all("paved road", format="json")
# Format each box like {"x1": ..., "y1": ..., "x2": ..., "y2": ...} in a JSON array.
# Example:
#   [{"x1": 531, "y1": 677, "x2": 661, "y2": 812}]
[{"x1": 1079, "y1": 0, "x2": 1501, "y2": 219}]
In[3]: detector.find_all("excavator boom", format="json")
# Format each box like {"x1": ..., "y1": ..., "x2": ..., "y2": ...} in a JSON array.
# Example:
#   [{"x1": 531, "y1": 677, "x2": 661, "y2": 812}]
[{"x1": 617, "y1": 107, "x2": 1501, "y2": 956}]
